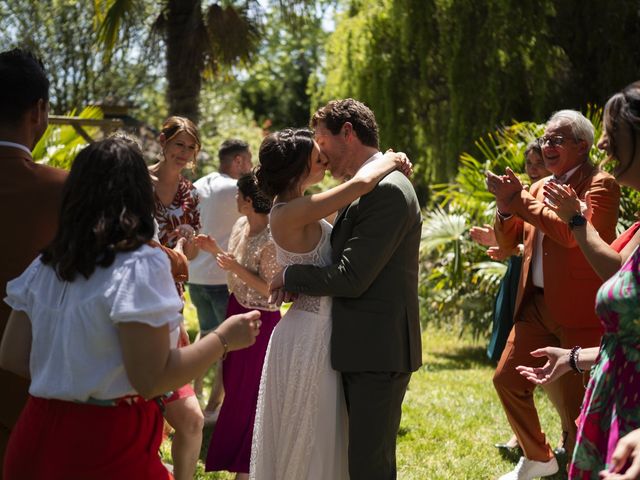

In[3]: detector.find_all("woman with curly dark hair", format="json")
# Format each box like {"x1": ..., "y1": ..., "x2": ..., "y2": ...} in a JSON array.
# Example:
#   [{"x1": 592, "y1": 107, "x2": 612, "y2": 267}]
[
  {"x1": 0, "y1": 137, "x2": 260, "y2": 480},
  {"x1": 197, "y1": 173, "x2": 281, "y2": 479}
]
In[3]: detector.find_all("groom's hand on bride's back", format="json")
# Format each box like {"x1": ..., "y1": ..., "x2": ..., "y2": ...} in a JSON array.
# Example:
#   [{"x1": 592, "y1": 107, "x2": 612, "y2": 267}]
[{"x1": 268, "y1": 269, "x2": 297, "y2": 306}]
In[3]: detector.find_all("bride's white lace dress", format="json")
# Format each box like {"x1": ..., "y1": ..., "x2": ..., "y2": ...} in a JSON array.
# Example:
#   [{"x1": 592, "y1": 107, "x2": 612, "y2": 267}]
[{"x1": 249, "y1": 217, "x2": 349, "y2": 480}]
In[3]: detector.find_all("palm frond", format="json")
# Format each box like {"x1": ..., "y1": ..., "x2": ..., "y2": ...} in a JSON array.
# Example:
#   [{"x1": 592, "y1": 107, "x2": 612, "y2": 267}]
[
  {"x1": 203, "y1": 3, "x2": 261, "y2": 73},
  {"x1": 94, "y1": 0, "x2": 136, "y2": 61},
  {"x1": 471, "y1": 260, "x2": 507, "y2": 292},
  {"x1": 420, "y1": 207, "x2": 467, "y2": 252},
  {"x1": 33, "y1": 106, "x2": 104, "y2": 170}
]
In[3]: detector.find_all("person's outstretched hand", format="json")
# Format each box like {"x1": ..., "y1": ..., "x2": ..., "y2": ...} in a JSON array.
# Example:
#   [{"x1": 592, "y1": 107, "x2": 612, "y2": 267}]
[
  {"x1": 516, "y1": 347, "x2": 571, "y2": 385},
  {"x1": 195, "y1": 234, "x2": 222, "y2": 255},
  {"x1": 470, "y1": 224, "x2": 498, "y2": 247},
  {"x1": 216, "y1": 310, "x2": 261, "y2": 351},
  {"x1": 599, "y1": 429, "x2": 640, "y2": 479}
]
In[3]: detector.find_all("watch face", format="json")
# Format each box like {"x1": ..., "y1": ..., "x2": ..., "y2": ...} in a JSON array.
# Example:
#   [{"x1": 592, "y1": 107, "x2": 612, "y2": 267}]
[{"x1": 570, "y1": 214, "x2": 587, "y2": 227}]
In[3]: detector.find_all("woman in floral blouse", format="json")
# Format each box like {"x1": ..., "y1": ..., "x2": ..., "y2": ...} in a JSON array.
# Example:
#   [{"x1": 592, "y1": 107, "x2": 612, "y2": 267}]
[{"x1": 148, "y1": 116, "x2": 203, "y2": 480}]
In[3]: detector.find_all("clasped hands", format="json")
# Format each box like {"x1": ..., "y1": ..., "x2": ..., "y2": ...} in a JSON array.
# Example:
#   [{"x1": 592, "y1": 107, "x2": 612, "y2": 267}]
[
  {"x1": 268, "y1": 270, "x2": 297, "y2": 306},
  {"x1": 485, "y1": 168, "x2": 524, "y2": 215}
]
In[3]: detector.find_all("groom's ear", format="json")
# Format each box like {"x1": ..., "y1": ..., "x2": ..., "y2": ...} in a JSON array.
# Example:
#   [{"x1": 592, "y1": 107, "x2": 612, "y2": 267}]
[{"x1": 342, "y1": 122, "x2": 353, "y2": 140}]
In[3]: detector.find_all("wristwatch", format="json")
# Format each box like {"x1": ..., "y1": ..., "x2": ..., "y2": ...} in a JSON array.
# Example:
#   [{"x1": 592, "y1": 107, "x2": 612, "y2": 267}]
[{"x1": 568, "y1": 213, "x2": 587, "y2": 229}]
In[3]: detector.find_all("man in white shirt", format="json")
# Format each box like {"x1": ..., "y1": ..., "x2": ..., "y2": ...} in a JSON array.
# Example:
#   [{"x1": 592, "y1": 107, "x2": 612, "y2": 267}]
[{"x1": 188, "y1": 139, "x2": 252, "y2": 419}]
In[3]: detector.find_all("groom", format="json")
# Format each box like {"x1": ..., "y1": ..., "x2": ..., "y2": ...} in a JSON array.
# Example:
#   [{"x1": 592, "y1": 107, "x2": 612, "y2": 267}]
[{"x1": 274, "y1": 98, "x2": 422, "y2": 479}]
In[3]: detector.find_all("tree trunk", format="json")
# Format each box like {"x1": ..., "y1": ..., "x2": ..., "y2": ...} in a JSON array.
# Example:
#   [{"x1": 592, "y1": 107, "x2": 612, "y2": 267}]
[{"x1": 165, "y1": 0, "x2": 204, "y2": 122}]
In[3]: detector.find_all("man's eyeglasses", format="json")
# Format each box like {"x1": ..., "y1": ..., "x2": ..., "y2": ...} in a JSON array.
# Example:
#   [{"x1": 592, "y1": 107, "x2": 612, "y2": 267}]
[{"x1": 536, "y1": 134, "x2": 568, "y2": 148}]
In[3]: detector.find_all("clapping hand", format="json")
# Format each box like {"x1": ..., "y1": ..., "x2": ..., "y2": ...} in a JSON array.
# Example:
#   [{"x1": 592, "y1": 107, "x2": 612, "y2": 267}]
[
  {"x1": 195, "y1": 234, "x2": 222, "y2": 255},
  {"x1": 216, "y1": 252, "x2": 240, "y2": 273},
  {"x1": 515, "y1": 347, "x2": 572, "y2": 385},
  {"x1": 486, "y1": 246, "x2": 512, "y2": 261},
  {"x1": 470, "y1": 224, "x2": 498, "y2": 247},
  {"x1": 543, "y1": 182, "x2": 592, "y2": 223},
  {"x1": 486, "y1": 168, "x2": 524, "y2": 214},
  {"x1": 470, "y1": 224, "x2": 515, "y2": 260}
]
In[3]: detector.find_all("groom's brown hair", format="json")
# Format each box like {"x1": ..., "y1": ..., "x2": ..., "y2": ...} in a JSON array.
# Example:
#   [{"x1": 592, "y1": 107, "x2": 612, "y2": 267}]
[{"x1": 311, "y1": 98, "x2": 379, "y2": 149}]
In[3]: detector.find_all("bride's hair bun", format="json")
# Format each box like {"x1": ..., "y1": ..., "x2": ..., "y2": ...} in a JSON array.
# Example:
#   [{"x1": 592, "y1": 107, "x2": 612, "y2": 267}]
[{"x1": 255, "y1": 128, "x2": 315, "y2": 198}]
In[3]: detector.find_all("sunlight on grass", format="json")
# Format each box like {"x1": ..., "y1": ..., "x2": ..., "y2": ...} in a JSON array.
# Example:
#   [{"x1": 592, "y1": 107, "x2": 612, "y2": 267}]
[
  {"x1": 164, "y1": 302, "x2": 569, "y2": 479},
  {"x1": 398, "y1": 325, "x2": 567, "y2": 480}
]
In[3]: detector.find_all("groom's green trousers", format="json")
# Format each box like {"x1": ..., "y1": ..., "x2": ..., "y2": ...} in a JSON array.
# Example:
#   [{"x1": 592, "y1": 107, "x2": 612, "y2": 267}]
[{"x1": 342, "y1": 371, "x2": 412, "y2": 480}]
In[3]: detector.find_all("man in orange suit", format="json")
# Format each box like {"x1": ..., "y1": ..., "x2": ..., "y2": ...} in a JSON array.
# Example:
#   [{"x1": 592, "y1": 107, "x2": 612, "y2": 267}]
[
  {"x1": 487, "y1": 110, "x2": 620, "y2": 480},
  {"x1": 0, "y1": 49, "x2": 67, "y2": 476}
]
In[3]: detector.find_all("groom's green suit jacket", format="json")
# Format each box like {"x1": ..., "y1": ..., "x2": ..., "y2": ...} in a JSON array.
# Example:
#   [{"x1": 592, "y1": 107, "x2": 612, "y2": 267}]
[{"x1": 284, "y1": 170, "x2": 423, "y2": 373}]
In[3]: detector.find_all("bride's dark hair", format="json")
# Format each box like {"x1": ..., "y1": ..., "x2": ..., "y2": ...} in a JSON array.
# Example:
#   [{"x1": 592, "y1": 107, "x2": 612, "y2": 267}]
[{"x1": 255, "y1": 128, "x2": 314, "y2": 198}]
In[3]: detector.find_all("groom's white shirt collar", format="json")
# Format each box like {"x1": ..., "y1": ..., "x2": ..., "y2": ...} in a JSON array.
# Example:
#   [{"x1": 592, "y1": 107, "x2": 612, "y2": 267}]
[{"x1": 0, "y1": 141, "x2": 32, "y2": 157}]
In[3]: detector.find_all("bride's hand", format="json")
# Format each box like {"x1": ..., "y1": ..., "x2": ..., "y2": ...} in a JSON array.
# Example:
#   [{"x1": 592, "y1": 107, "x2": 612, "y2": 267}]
[
  {"x1": 352, "y1": 150, "x2": 412, "y2": 185},
  {"x1": 384, "y1": 149, "x2": 413, "y2": 178}
]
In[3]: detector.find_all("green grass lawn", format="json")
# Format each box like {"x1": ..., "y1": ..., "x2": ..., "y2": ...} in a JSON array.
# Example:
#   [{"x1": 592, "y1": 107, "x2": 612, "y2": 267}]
[{"x1": 164, "y1": 302, "x2": 569, "y2": 479}]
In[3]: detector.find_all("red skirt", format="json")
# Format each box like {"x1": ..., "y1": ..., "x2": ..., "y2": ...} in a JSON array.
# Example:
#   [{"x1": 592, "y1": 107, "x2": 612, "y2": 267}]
[{"x1": 4, "y1": 395, "x2": 172, "y2": 480}]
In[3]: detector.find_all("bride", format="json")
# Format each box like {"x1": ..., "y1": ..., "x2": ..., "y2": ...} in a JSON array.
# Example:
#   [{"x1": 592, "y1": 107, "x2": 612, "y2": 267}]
[{"x1": 249, "y1": 128, "x2": 410, "y2": 479}]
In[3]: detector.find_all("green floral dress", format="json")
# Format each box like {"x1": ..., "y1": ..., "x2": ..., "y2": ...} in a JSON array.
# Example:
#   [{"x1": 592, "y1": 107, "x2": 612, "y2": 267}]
[{"x1": 570, "y1": 246, "x2": 640, "y2": 479}]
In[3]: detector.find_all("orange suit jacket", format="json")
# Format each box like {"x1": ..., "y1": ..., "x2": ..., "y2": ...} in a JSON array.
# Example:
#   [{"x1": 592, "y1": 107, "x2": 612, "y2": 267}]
[{"x1": 494, "y1": 162, "x2": 620, "y2": 330}]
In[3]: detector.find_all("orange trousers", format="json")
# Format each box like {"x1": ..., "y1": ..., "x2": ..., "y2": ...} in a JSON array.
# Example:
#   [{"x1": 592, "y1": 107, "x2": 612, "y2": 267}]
[{"x1": 493, "y1": 291, "x2": 601, "y2": 462}]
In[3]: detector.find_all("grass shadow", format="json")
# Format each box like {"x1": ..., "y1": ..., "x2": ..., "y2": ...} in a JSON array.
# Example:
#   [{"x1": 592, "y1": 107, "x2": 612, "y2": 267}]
[{"x1": 424, "y1": 345, "x2": 496, "y2": 372}]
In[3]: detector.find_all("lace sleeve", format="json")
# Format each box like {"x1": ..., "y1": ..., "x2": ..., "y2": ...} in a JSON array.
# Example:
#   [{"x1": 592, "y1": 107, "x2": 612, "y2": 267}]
[{"x1": 258, "y1": 240, "x2": 280, "y2": 284}]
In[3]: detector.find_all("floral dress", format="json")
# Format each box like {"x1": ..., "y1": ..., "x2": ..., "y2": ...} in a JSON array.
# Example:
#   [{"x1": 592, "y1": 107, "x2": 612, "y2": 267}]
[
  {"x1": 154, "y1": 175, "x2": 200, "y2": 248},
  {"x1": 154, "y1": 175, "x2": 200, "y2": 297},
  {"x1": 570, "y1": 246, "x2": 640, "y2": 479}
]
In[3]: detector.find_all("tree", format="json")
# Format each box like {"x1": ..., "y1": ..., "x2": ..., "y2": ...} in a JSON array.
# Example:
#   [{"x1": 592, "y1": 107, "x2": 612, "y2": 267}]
[
  {"x1": 318, "y1": 0, "x2": 640, "y2": 200},
  {"x1": 94, "y1": 0, "x2": 319, "y2": 122},
  {"x1": 237, "y1": 4, "x2": 329, "y2": 130},
  {"x1": 0, "y1": 0, "x2": 160, "y2": 116}
]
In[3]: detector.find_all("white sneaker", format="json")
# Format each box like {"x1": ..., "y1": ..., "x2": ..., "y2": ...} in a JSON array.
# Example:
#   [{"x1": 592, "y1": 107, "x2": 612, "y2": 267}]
[{"x1": 498, "y1": 456, "x2": 559, "y2": 480}]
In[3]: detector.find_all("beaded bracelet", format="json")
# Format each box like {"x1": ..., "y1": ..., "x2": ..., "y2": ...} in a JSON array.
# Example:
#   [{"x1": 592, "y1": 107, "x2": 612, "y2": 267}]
[
  {"x1": 569, "y1": 346, "x2": 583, "y2": 374},
  {"x1": 212, "y1": 330, "x2": 229, "y2": 360}
]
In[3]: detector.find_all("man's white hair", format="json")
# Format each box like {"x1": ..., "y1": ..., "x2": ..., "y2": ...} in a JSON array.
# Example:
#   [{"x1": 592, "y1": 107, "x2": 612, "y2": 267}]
[{"x1": 548, "y1": 109, "x2": 595, "y2": 151}]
